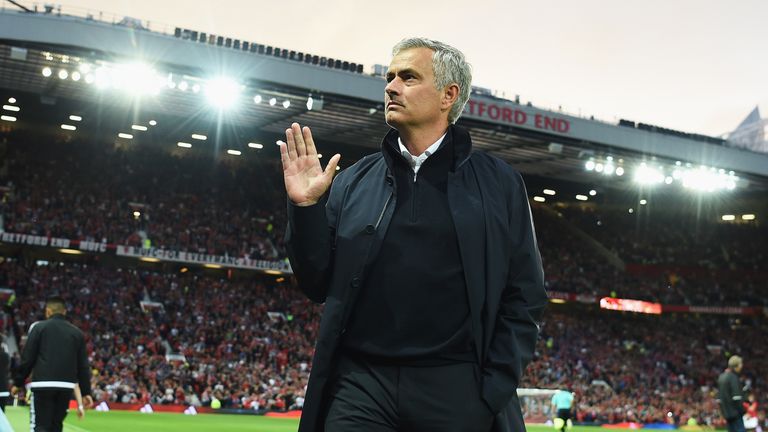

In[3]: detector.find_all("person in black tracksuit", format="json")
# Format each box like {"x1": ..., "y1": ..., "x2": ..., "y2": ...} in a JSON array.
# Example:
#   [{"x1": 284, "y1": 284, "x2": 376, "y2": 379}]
[
  {"x1": 718, "y1": 355, "x2": 746, "y2": 432},
  {"x1": 13, "y1": 296, "x2": 93, "y2": 432},
  {"x1": 0, "y1": 344, "x2": 9, "y2": 411}
]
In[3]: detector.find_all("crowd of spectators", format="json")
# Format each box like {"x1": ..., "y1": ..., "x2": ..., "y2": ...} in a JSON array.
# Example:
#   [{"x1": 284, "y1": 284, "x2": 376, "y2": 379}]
[
  {"x1": 533, "y1": 205, "x2": 767, "y2": 306},
  {"x1": 521, "y1": 307, "x2": 767, "y2": 428},
  {"x1": 1, "y1": 257, "x2": 765, "y2": 426},
  {"x1": 1, "y1": 258, "x2": 320, "y2": 412},
  {"x1": 1, "y1": 131, "x2": 766, "y2": 424},
  {"x1": 0, "y1": 133, "x2": 286, "y2": 260}
]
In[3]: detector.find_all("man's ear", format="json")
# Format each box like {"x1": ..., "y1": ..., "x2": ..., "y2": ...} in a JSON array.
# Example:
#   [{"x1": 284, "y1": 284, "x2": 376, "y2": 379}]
[{"x1": 442, "y1": 83, "x2": 460, "y2": 110}]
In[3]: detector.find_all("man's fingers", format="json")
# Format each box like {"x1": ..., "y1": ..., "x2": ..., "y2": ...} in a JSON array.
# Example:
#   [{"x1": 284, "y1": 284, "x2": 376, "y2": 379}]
[
  {"x1": 285, "y1": 128, "x2": 298, "y2": 161},
  {"x1": 292, "y1": 123, "x2": 307, "y2": 157},
  {"x1": 303, "y1": 126, "x2": 317, "y2": 155},
  {"x1": 277, "y1": 140, "x2": 290, "y2": 171},
  {"x1": 324, "y1": 154, "x2": 341, "y2": 178}
]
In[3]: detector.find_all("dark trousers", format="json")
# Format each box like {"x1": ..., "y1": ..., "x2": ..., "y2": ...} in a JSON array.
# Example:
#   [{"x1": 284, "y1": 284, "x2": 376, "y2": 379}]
[
  {"x1": 324, "y1": 353, "x2": 495, "y2": 432},
  {"x1": 726, "y1": 416, "x2": 746, "y2": 432},
  {"x1": 30, "y1": 389, "x2": 72, "y2": 432}
]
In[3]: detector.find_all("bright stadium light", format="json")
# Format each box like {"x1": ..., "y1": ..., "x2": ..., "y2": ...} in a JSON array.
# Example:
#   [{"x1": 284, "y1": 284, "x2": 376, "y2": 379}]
[
  {"x1": 60, "y1": 124, "x2": 76, "y2": 130},
  {"x1": 543, "y1": 189, "x2": 556, "y2": 196},
  {"x1": 178, "y1": 81, "x2": 189, "y2": 91},
  {"x1": 603, "y1": 163, "x2": 615, "y2": 175},
  {"x1": 282, "y1": 100, "x2": 291, "y2": 109},
  {"x1": 7, "y1": 98, "x2": 16, "y2": 103},
  {"x1": 3, "y1": 105, "x2": 20, "y2": 112},
  {"x1": 1, "y1": 115, "x2": 17, "y2": 122},
  {"x1": 575, "y1": 194, "x2": 588, "y2": 201},
  {"x1": 42, "y1": 67, "x2": 52, "y2": 77},
  {"x1": 589, "y1": 190, "x2": 597, "y2": 196},
  {"x1": 71, "y1": 71, "x2": 81, "y2": 81},
  {"x1": 633, "y1": 163, "x2": 664, "y2": 185},
  {"x1": 177, "y1": 142, "x2": 192, "y2": 148},
  {"x1": 118, "y1": 133, "x2": 133, "y2": 139},
  {"x1": 269, "y1": 97, "x2": 277, "y2": 106},
  {"x1": 742, "y1": 214, "x2": 756, "y2": 221},
  {"x1": 585, "y1": 160, "x2": 595, "y2": 171},
  {"x1": 248, "y1": 142, "x2": 264, "y2": 149},
  {"x1": 148, "y1": 120, "x2": 157, "y2": 126},
  {"x1": 84, "y1": 74, "x2": 95, "y2": 84},
  {"x1": 192, "y1": 83, "x2": 201, "y2": 93},
  {"x1": 227, "y1": 149, "x2": 242, "y2": 156},
  {"x1": 306, "y1": 95, "x2": 314, "y2": 110},
  {"x1": 58, "y1": 69, "x2": 69, "y2": 80},
  {"x1": 721, "y1": 214, "x2": 735, "y2": 221},
  {"x1": 204, "y1": 77, "x2": 241, "y2": 109},
  {"x1": 69, "y1": 115, "x2": 82, "y2": 122},
  {"x1": 253, "y1": 94, "x2": 262, "y2": 104},
  {"x1": 681, "y1": 166, "x2": 737, "y2": 192},
  {"x1": 131, "y1": 125, "x2": 148, "y2": 131},
  {"x1": 640, "y1": 199, "x2": 647, "y2": 205},
  {"x1": 615, "y1": 166, "x2": 625, "y2": 176},
  {"x1": 111, "y1": 63, "x2": 165, "y2": 95},
  {"x1": 594, "y1": 163, "x2": 604, "y2": 173},
  {"x1": 533, "y1": 196, "x2": 546, "y2": 202},
  {"x1": 191, "y1": 134, "x2": 207, "y2": 140}
]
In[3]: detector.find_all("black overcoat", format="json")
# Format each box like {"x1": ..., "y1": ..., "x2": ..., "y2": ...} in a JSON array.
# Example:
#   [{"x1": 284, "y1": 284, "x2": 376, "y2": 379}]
[{"x1": 286, "y1": 125, "x2": 547, "y2": 432}]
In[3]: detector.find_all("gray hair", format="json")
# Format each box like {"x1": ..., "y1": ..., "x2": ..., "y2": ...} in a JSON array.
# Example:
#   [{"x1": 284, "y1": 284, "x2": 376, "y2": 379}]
[
  {"x1": 728, "y1": 355, "x2": 743, "y2": 369},
  {"x1": 392, "y1": 37, "x2": 472, "y2": 124}
]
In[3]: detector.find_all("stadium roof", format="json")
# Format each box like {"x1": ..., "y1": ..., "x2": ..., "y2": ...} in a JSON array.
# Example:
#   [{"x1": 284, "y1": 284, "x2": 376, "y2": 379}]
[{"x1": 2, "y1": 7, "x2": 768, "y2": 195}]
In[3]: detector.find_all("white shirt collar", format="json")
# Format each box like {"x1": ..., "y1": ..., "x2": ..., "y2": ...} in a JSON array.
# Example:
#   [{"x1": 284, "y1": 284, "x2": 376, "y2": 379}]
[{"x1": 398, "y1": 133, "x2": 447, "y2": 180}]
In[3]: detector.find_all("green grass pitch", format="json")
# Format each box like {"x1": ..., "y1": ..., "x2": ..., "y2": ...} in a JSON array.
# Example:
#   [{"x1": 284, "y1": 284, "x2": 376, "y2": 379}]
[{"x1": 3, "y1": 406, "x2": 606, "y2": 432}]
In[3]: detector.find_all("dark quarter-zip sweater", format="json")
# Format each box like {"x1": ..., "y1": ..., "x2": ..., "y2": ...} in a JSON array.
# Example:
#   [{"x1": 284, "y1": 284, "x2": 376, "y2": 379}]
[{"x1": 341, "y1": 132, "x2": 475, "y2": 363}]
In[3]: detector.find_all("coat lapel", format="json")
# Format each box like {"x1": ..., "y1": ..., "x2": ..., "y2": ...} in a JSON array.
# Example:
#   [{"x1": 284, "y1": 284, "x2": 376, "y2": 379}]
[{"x1": 447, "y1": 161, "x2": 486, "y2": 363}]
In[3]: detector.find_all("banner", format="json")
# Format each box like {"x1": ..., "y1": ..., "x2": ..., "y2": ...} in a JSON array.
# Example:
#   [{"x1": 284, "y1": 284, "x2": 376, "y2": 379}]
[
  {"x1": 116, "y1": 245, "x2": 291, "y2": 273},
  {"x1": 0, "y1": 231, "x2": 292, "y2": 274},
  {"x1": 548, "y1": 291, "x2": 760, "y2": 316}
]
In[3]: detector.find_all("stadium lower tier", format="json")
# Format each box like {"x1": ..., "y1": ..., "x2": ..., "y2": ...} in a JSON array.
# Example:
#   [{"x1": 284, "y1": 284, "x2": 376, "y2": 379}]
[{"x1": 1, "y1": 258, "x2": 765, "y2": 427}]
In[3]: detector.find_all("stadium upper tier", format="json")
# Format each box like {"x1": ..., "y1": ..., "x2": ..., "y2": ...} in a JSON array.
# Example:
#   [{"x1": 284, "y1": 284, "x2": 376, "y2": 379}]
[
  {"x1": 2, "y1": 5, "x2": 768, "y2": 188},
  {"x1": 0, "y1": 129, "x2": 765, "y2": 307}
]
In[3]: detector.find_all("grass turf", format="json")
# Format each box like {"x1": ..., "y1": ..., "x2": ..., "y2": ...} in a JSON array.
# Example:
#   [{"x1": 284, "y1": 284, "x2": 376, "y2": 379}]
[{"x1": 3, "y1": 407, "x2": 607, "y2": 432}]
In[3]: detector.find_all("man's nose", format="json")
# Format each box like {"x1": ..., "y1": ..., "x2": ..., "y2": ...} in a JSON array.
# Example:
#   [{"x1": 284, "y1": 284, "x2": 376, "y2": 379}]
[{"x1": 385, "y1": 79, "x2": 401, "y2": 97}]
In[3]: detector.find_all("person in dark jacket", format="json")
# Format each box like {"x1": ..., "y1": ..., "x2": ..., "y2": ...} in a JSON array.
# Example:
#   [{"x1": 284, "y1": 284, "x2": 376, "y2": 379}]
[
  {"x1": 13, "y1": 295, "x2": 93, "y2": 432},
  {"x1": 280, "y1": 37, "x2": 547, "y2": 432},
  {"x1": 718, "y1": 355, "x2": 746, "y2": 432},
  {"x1": 0, "y1": 343, "x2": 9, "y2": 411}
]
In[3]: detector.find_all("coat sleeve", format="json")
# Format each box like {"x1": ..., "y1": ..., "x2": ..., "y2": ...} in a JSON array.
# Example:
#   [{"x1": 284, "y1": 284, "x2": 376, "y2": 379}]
[
  {"x1": 285, "y1": 173, "x2": 345, "y2": 303},
  {"x1": 77, "y1": 332, "x2": 92, "y2": 396},
  {"x1": 730, "y1": 374, "x2": 745, "y2": 415},
  {"x1": 14, "y1": 322, "x2": 42, "y2": 387},
  {"x1": 482, "y1": 170, "x2": 547, "y2": 414}
]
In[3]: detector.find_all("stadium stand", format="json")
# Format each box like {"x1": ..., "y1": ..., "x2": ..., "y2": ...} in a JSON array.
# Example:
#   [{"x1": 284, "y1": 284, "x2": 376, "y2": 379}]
[{"x1": 0, "y1": 5, "x2": 766, "y2": 428}]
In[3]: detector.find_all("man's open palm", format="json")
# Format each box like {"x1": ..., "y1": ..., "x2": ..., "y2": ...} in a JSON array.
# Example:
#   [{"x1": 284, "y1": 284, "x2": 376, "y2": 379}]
[{"x1": 279, "y1": 122, "x2": 341, "y2": 206}]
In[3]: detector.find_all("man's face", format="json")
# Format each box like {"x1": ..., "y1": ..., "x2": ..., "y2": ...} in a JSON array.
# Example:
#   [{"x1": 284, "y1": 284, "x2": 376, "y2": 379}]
[{"x1": 384, "y1": 47, "x2": 446, "y2": 130}]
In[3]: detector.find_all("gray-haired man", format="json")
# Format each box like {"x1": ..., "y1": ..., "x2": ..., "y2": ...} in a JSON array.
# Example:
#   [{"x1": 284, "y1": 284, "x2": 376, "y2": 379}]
[
  {"x1": 281, "y1": 37, "x2": 547, "y2": 432},
  {"x1": 718, "y1": 355, "x2": 746, "y2": 432}
]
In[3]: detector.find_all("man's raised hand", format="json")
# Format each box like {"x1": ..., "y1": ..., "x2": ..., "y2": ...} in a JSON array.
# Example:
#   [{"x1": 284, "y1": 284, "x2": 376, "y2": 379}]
[{"x1": 279, "y1": 123, "x2": 341, "y2": 207}]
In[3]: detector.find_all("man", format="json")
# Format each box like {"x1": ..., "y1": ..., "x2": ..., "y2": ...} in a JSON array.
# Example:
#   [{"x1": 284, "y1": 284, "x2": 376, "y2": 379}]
[
  {"x1": 551, "y1": 387, "x2": 574, "y2": 432},
  {"x1": 13, "y1": 296, "x2": 93, "y2": 432},
  {"x1": 0, "y1": 343, "x2": 9, "y2": 411},
  {"x1": 280, "y1": 37, "x2": 546, "y2": 432},
  {"x1": 718, "y1": 355, "x2": 746, "y2": 432}
]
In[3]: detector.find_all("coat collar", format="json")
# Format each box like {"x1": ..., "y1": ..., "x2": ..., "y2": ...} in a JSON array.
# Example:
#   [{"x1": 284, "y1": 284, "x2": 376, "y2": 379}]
[{"x1": 381, "y1": 124, "x2": 473, "y2": 175}]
